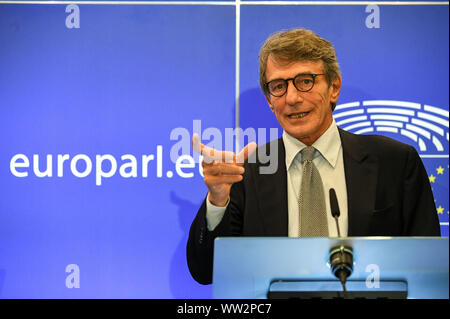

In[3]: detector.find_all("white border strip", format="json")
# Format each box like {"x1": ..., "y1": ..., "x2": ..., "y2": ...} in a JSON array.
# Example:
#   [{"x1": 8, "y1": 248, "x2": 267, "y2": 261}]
[
  {"x1": 0, "y1": 1, "x2": 235, "y2": 4},
  {"x1": 241, "y1": 1, "x2": 449, "y2": 4},
  {"x1": 0, "y1": 1, "x2": 447, "y2": 4}
]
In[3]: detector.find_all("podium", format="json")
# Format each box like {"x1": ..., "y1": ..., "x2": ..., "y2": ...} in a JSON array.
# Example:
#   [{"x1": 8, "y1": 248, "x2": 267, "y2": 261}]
[{"x1": 212, "y1": 237, "x2": 448, "y2": 299}]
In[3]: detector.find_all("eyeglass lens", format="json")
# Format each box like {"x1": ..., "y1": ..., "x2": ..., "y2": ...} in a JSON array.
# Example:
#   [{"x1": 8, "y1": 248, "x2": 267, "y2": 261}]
[{"x1": 268, "y1": 74, "x2": 315, "y2": 97}]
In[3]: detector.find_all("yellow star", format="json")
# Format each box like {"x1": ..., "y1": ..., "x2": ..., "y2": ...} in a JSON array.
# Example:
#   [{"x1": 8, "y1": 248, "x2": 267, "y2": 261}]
[
  {"x1": 436, "y1": 166, "x2": 445, "y2": 175},
  {"x1": 437, "y1": 206, "x2": 444, "y2": 214},
  {"x1": 429, "y1": 174, "x2": 436, "y2": 183}
]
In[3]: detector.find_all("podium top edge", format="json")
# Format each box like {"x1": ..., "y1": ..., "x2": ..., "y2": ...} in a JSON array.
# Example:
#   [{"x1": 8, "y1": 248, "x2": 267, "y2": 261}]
[{"x1": 214, "y1": 236, "x2": 447, "y2": 241}]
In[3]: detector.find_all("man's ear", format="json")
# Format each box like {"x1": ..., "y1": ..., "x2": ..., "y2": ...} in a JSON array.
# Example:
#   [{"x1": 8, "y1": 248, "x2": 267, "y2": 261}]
[
  {"x1": 266, "y1": 95, "x2": 275, "y2": 113},
  {"x1": 330, "y1": 76, "x2": 342, "y2": 105}
]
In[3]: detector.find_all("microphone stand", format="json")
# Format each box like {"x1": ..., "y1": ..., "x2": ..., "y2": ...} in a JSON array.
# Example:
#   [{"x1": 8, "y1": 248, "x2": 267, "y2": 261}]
[{"x1": 329, "y1": 188, "x2": 353, "y2": 299}]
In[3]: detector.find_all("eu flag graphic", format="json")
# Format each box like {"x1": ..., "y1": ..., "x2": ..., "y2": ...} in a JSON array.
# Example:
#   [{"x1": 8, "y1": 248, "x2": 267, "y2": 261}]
[{"x1": 423, "y1": 158, "x2": 449, "y2": 237}]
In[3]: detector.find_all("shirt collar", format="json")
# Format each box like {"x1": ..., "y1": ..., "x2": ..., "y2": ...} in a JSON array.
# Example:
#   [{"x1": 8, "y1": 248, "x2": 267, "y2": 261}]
[{"x1": 282, "y1": 119, "x2": 342, "y2": 170}]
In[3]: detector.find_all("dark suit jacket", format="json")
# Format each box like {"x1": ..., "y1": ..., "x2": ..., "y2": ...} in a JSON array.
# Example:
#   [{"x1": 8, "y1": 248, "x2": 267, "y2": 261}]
[{"x1": 187, "y1": 128, "x2": 441, "y2": 284}]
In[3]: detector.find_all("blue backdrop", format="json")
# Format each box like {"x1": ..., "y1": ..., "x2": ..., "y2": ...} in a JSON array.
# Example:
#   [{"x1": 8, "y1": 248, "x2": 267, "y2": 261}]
[{"x1": 0, "y1": 0, "x2": 448, "y2": 298}]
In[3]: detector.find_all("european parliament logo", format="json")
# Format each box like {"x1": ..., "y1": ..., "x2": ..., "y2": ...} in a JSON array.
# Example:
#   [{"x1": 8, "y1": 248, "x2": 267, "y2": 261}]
[
  {"x1": 335, "y1": 100, "x2": 449, "y2": 153},
  {"x1": 335, "y1": 100, "x2": 449, "y2": 236}
]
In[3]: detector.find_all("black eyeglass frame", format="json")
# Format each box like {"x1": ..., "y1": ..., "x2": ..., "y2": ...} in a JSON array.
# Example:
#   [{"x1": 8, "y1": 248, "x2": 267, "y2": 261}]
[{"x1": 265, "y1": 73, "x2": 326, "y2": 97}]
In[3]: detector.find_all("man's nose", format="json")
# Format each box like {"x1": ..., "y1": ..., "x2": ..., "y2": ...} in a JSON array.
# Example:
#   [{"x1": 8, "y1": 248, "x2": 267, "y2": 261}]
[{"x1": 285, "y1": 80, "x2": 303, "y2": 105}]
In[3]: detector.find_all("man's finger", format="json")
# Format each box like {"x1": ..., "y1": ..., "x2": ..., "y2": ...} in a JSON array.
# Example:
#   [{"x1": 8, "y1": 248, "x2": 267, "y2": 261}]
[
  {"x1": 204, "y1": 148, "x2": 235, "y2": 164},
  {"x1": 204, "y1": 174, "x2": 243, "y2": 186},
  {"x1": 203, "y1": 163, "x2": 245, "y2": 176},
  {"x1": 192, "y1": 134, "x2": 236, "y2": 164},
  {"x1": 192, "y1": 133, "x2": 202, "y2": 154},
  {"x1": 236, "y1": 142, "x2": 258, "y2": 164},
  {"x1": 192, "y1": 134, "x2": 219, "y2": 164}
]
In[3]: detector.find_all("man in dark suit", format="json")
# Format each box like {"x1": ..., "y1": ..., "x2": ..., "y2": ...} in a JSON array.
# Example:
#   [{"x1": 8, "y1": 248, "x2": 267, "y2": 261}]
[{"x1": 187, "y1": 29, "x2": 440, "y2": 285}]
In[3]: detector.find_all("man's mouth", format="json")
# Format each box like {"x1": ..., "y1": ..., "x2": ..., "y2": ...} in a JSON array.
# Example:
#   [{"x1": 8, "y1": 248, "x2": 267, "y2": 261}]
[{"x1": 288, "y1": 112, "x2": 309, "y2": 119}]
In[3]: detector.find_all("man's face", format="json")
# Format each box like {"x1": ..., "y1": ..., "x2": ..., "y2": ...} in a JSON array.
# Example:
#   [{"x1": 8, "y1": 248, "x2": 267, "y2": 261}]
[{"x1": 265, "y1": 56, "x2": 341, "y2": 146}]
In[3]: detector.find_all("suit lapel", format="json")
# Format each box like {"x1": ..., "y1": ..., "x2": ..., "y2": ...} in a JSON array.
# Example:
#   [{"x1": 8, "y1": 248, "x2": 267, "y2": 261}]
[
  {"x1": 252, "y1": 138, "x2": 288, "y2": 236},
  {"x1": 339, "y1": 129, "x2": 378, "y2": 236}
]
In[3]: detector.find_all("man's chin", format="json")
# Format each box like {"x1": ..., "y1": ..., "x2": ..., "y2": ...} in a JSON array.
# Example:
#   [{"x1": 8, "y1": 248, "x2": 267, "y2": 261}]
[
  {"x1": 285, "y1": 129, "x2": 311, "y2": 141},
  {"x1": 285, "y1": 125, "x2": 321, "y2": 144}
]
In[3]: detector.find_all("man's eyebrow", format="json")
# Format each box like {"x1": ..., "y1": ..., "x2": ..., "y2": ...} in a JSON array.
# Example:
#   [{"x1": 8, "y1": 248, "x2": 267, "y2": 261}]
[{"x1": 267, "y1": 72, "x2": 315, "y2": 82}]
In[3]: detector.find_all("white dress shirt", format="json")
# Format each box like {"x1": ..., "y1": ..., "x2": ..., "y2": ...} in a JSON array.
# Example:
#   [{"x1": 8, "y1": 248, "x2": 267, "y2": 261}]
[{"x1": 206, "y1": 119, "x2": 348, "y2": 237}]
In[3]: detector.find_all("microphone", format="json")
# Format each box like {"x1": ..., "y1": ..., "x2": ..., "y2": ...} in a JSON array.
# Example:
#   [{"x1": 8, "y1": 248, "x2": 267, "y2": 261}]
[
  {"x1": 329, "y1": 188, "x2": 341, "y2": 237},
  {"x1": 328, "y1": 188, "x2": 353, "y2": 296}
]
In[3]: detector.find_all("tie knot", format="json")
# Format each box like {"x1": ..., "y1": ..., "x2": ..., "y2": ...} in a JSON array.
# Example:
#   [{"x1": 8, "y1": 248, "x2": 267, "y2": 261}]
[{"x1": 301, "y1": 146, "x2": 315, "y2": 163}]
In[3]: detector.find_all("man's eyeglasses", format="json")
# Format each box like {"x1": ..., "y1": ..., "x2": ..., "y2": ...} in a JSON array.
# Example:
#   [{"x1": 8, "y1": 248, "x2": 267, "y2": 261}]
[{"x1": 265, "y1": 73, "x2": 325, "y2": 97}]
